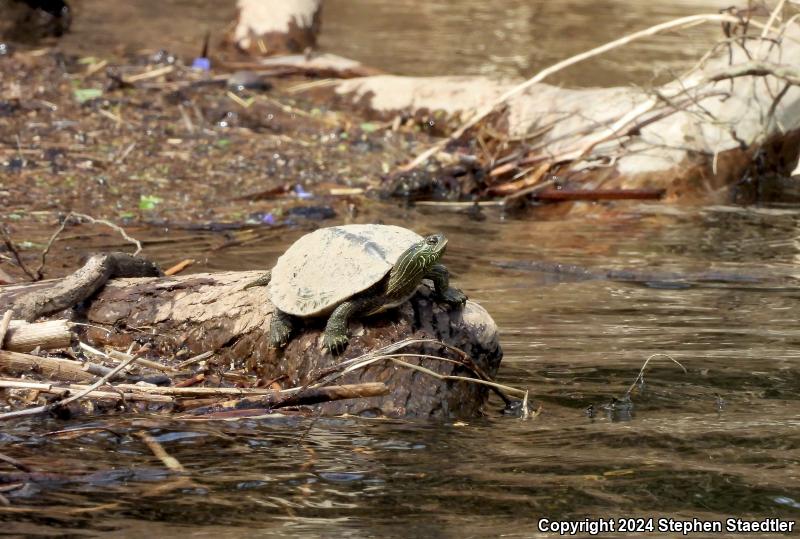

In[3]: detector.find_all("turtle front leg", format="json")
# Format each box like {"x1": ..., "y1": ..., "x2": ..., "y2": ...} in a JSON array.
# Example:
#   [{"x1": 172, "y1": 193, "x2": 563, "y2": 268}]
[
  {"x1": 323, "y1": 300, "x2": 359, "y2": 355},
  {"x1": 425, "y1": 264, "x2": 467, "y2": 306},
  {"x1": 270, "y1": 309, "x2": 295, "y2": 348},
  {"x1": 323, "y1": 296, "x2": 379, "y2": 355}
]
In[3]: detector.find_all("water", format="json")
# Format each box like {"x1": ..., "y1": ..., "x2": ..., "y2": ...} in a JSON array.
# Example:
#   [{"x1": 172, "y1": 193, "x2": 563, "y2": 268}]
[
  {"x1": 3, "y1": 203, "x2": 800, "y2": 535},
  {"x1": 4, "y1": 0, "x2": 800, "y2": 535},
  {"x1": 61, "y1": 0, "x2": 730, "y2": 86}
]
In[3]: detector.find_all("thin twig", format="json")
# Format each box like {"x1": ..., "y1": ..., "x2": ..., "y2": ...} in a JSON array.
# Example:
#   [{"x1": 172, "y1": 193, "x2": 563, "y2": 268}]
[
  {"x1": 0, "y1": 355, "x2": 137, "y2": 421},
  {"x1": 35, "y1": 217, "x2": 70, "y2": 280},
  {"x1": 625, "y1": 353, "x2": 687, "y2": 398},
  {"x1": 67, "y1": 213, "x2": 143, "y2": 256},
  {"x1": 176, "y1": 351, "x2": 213, "y2": 370},
  {"x1": 0, "y1": 226, "x2": 36, "y2": 281},
  {"x1": 388, "y1": 358, "x2": 528, "y2": 396}
]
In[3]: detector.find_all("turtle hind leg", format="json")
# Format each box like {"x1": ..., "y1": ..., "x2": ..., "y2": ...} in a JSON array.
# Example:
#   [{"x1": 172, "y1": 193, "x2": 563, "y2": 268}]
[
  {"x1": 426, "y1": 264, "x2": 467, "y2": 306},
  {"x1": 270, "y1": 309, "x2": 295, "y2": 348}
]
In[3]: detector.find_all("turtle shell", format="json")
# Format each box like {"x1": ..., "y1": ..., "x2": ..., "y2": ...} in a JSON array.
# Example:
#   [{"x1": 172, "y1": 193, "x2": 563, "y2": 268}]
[{"x1": 269, "y1": 224, "x2": 424, "y2": 317}]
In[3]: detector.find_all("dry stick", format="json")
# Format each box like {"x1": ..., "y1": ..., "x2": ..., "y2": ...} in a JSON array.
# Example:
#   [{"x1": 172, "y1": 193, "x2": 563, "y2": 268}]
[
  {"x1": 0, "y1": 380, "x2": 172, "y2": 403},
  {"x1": 115, "y1": 142, "x2": 137, "y2": 165},
  {"x1": 0, "y1": 311, "x2": 12, "y2": 351},
  {"x1": 401, "y1": 13, "x2": 775, "y2": 172},
  {"x1": 164, "y1": 259, "x2": 194, "y2": 276},
  {"x1": 0, "y1": 350, "x2": 95, "y2": 382},
  {"x1": 625, "y1": 353, "x2": 687, "y2": 398},
  {"x1": 0, "y1": 355, "x2": 138, "y2": 422},
  {"x1": 34, "y1": 217, "x2": 70, "y2": 280},
  {"x1": 760, "y1": 0, "x2": 788, "y2": 41},
  {"x1": 123, "y1": 65, "x2": 174, "y2": 83},
  {"x1": 176, "y1": 351, "x2": 213, "y2": 370},
  {"x1": 201, "y1": 382, "x2": 390, "y2": 414},
  {"x1": 107, "y1": 349, "x2": 178, "y2": 374},
  {"x1": 136, "y1": 431, "x2": 187, "y2": 473},
  {"x1": 705, "y1": 60, "x2": 800, "y2": 85},
  {"x1": 69, "y1": 213, "x2": 143, "y2": 256}
]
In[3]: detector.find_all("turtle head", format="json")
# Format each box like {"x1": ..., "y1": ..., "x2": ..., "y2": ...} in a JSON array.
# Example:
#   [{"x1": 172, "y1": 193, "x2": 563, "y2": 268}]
[
  {"x1": 385, "y1": 233, "x2": 448, "y2": 299},
  {"x1": 406, "y1": 233, "x2": 447, "y2": 268}
]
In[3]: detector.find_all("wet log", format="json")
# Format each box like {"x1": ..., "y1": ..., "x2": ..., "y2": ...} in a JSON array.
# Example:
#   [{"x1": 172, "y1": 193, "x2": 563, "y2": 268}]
[
  {"x1": 227, "y1": 0, "x2": 322, "y2": 56},
  {"x1": 0, "y1": 271, "x2": 502, "y2": 418}
]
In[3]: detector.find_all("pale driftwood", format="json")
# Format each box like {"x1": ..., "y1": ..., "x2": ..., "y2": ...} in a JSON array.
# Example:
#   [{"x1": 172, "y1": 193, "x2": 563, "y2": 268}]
[
  {"x1": 0, "y1": 310, "x2": 11, "y2": 350},
  {"x1": 0, "y1": 270, "x2": 502, "y2": 418},
  {"x1": 107, "y1": 350, "x2": 179, "y2": 374},
  {"x1": 0, "y1": 380, "x2": 173, "y2": 403},
  {"x1": 228, "y1": 0, "x2": 322, "y2": 56},
  {"x1": 0, "y1": 350, "x2": 94, "y2": 383},
  {"x1": 326, "y1": 14, "x2": 800, "y2": 205},
  {"x1": 4, "y1": 320, "x2": 73, "y2": 352}
]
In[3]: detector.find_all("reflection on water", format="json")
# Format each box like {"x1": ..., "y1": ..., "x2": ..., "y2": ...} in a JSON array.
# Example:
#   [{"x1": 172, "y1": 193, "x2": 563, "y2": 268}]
[
  {"x1": 63, "y1": 0, "x2": 730, "y2": 85},
  {"x1": 3, "y1": 203, "x2": 800, "y2": 535}
]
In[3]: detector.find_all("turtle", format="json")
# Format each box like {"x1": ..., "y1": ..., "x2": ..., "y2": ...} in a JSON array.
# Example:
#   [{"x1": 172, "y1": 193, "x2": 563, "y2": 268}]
[{"x1": 253, "y1": 224, "x2": 467, "y2": 355}]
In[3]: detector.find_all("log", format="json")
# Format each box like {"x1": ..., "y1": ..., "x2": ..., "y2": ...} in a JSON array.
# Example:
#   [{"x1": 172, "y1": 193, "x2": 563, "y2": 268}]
[{"x1": 0, "y1": 271, "x2": 503, "y2": 418}]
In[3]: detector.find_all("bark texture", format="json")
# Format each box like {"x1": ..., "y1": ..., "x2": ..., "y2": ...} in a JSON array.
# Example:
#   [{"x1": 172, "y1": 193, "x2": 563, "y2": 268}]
[{"x1": 4, "y1": 271, "x2": 502, "y2": 418}]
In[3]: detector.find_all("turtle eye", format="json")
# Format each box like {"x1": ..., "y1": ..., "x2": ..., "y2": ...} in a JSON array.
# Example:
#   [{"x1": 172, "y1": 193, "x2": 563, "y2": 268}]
[{"x1": 426, "y1": 236, "x2": 438, "y2": 246}]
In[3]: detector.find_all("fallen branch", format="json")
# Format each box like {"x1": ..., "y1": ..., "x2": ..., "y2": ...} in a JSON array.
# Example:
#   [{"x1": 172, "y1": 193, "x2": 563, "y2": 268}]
[
  {"x1": 0, "y1": 350, "x2": 95, "y2": 382},
  {"x1": 401, "y1": 13, "x2": 765, "y2": 172},
  {"x1": 187, "y1": 382, "x2": 389, "y2": 415},
  {"x1": 11, "y1": 252, "x2": 161, "y2": 322},
  {"x1": 0, "y1": 354, "x2": 138, "y2": 421},
  {"x1": 3, "y1": 320, "x2": 73, "y2": 352}
]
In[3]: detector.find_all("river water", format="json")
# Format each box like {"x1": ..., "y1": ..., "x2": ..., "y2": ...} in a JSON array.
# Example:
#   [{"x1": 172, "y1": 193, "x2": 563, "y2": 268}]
[
  {"x1": 5, "y1": 203, "x2": 800, "y2": 536},
  {"x1": 4, "y1": 0, "x2": 800, "y2": 536}
]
